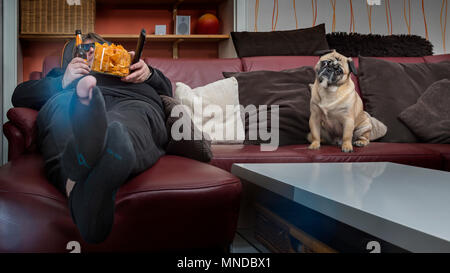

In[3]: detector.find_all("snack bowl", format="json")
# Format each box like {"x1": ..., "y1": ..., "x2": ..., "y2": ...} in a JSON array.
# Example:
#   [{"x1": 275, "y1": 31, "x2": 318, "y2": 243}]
[{"x1": 91, "y1": 42, "x2": 131, "y2": 77}]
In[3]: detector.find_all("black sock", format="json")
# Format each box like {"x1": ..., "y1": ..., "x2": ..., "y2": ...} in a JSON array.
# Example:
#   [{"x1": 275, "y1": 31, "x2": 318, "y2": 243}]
[
  {"x1": 62, "y1": 87, "x2": 108, "y2": 181},
  {"x1": 68, "y1": 122, "x2": 136, "y2": 244}
]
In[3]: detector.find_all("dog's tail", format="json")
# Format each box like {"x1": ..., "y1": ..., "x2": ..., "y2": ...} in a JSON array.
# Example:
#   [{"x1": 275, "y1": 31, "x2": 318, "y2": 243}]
[{"x1": 368, "y1": 114, "x2": 387, "y2": 141}]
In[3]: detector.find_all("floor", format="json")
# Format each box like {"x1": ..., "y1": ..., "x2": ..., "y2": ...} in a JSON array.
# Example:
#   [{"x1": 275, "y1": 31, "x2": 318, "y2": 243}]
[{"x1": 230, "y1": 230, "x2": 271, "y2": 253}]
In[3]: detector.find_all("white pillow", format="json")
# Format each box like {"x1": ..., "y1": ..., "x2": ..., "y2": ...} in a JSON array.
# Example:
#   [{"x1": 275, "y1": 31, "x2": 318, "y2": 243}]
[{"x1": 174, "y1": 77, "x2": 245, "y2": 144}]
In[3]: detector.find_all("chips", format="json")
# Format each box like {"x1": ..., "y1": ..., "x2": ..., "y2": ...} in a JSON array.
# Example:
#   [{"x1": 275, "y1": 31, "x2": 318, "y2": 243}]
[{"x1": 91, "y1": 42, "x2": 131, "y2": 77}]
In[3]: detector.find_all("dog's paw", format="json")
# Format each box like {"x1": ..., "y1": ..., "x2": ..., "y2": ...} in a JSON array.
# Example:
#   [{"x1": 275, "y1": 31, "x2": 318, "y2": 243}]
[
  {"x1": 341, "y1": 142, "x2": 353, "y2": 153},
  {"x1": 308, "y1": 141, "x2": 321, "y2": 150},
  {"x1": 353, "y1": 139, "x2": 369, "y2": 147}
]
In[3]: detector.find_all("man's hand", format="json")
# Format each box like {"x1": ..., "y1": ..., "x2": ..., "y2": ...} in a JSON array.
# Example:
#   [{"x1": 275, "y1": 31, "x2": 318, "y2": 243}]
[
  {"x1": 121, "y1": 51, "x2": 151, "y2": 83},
  {"x1": 62, "y1": 57, "x2": 90, "y2": 89}
]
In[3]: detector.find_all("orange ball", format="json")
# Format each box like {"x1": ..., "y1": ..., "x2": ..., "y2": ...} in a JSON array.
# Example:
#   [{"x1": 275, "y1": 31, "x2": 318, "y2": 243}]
[{"x1": 196, "y1": 13, "x2": 220, "y2": 34}]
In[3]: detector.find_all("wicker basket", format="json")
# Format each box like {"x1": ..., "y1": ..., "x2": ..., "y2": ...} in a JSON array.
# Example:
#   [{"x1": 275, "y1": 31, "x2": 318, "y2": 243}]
[{"x1": 20, "y1": 0, "x2": 95, "y2": 35}]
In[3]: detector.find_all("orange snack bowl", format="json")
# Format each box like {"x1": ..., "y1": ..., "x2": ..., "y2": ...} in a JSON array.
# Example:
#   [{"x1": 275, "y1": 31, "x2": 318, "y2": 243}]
[{"x1": 92, "y1": 42, "x2": 131, "y2": 77}]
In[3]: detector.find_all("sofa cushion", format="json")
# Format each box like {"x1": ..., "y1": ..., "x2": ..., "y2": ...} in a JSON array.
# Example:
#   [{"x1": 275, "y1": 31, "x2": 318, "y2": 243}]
[
  {"x1": 0, "y1": 154, "x2": 241, "y2": 252},
  {"x1": 231, "y1": 24, "x2": 329, "y2": 58},
  {"x1": 353, "y1": 57, "x2": 427, "y2": 101},
  {"x1": 369, "y1": 56, "x2": 425, "y2": 63},
  {"x1": 358, "y1": 56, "x2": 450, "y2": 143},
  {"x1": 325, "y1": 33, "x2": 433, "y2": 57},
  {"x1": 224, "y1": 66, "x2": 315, "y2": 146},
  {"x1": 241, "y1": 56, "x2": 319, "y2": 72},
  {"x1": 303, "y1": 143, "x2": 443, "y2": 170},
  {"x1": 174, "y1": 77, "x2": 245, "y2": 144},
  {"x1": 398, "y1": 79, "x2": 450, "y2": 144},
  {"x1": 160, "y1": 95, "x2": 213, "y2": 162},
  {"x1": 145, "y1": 58, "x2": 243, "y2": 92},
  {"x1": 211, "y1": 144, "x2": 311, "y2": 172}
]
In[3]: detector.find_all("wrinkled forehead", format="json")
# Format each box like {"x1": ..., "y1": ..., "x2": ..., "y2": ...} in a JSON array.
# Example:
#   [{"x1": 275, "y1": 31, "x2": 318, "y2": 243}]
[{"x1": 319, "y1": 52, "x2": 347, "y2": 63}]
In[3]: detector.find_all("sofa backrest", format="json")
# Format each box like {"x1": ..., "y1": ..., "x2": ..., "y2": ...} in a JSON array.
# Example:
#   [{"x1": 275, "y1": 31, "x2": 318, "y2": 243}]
[
  {"x1": 39, "y1": 56, "x2": 244, "y2": 94},
  {"x1": 42, "y1": 55, "x2": 61, "y2": 78},
  {"x1": 37, "y1": 54, "x2": 450, "y2": 97},
  {"x1": 241, "y1": 54, "x2": 450, "y2": 96},
  {"x1": 144, "y1": 58, "x2": 243, "y2": 92},
  {"x1": 241, "y1": 56, "x2": 320, "y2": 71}
]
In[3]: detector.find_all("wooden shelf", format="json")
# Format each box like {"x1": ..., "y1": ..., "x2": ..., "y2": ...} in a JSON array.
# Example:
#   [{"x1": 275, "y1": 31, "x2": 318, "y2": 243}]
[
  {"x1": 19, "y1": 34, "x2": 229, "y2": 42},
  {"x1": 19, "y1": 34, "x2": 230, "y2": 59},
  {"x1": 19, "y1": 0, "x2": 232, "y2": 59},
  {"x1": 108, "y1": 34, "x2": 229, "y2": 42},
  {"x1": 96, "y1": 0, "x2": 227, "y2": 6}
]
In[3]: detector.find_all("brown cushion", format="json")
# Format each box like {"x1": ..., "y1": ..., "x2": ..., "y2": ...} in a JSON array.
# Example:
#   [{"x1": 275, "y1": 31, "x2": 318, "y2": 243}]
[
  {"x1": 231, "y1": 24, "x2": 329, "y2": 58},
  {"x1": 398, "y1": 79, "x2": 450, "y2": 143},
  {"x1": 358, "y1": 57, "x2": 450, "y2": 143},
  {"x1": 223, "y1": 66, "x2": 316, "y2": 146},
  {"x1": 160, "y1": 95, "x2": 212, "y2": 162}
]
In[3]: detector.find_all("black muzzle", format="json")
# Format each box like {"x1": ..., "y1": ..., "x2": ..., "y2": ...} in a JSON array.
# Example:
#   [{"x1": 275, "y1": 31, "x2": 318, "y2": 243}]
[{"x1": 317, "y1": 61, "x2": 344, "y2": 85}]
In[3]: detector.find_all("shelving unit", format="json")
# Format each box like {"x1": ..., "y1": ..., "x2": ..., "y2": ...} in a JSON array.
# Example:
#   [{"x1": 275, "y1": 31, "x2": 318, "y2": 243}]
[
  {"x1": 19, "y1": 0, "x2": 233, "y2": 59},
  {"x1": 96, "y1": 0, "x2": 227, "y2": 6},
  {"x1": 19, "y1": 34, "x2": 229, "y2": 42},
  {"x1": 19, "y1": 34, "x2": 230, "y2": 58},
  {"x1": 94, "y1": 0, "x2": 231, "y2": 58}
]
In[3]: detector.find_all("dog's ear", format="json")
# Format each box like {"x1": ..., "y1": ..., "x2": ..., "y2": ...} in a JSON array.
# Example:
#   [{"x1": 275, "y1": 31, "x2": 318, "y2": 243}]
[
  {"x1": 347, "y1": 58, "x2": 358, "y2": 76},
  {"x1": 313, "y1": 49, "x2": 335, "y2": 56}
]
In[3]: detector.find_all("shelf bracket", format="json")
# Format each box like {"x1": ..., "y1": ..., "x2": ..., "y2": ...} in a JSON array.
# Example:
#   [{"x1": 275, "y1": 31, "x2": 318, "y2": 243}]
[
  {"x1": 173, "y1": 0, "x2": 185, "y2": 22},
  {"x1": 172, "y1": 38, "x2": 184, "y2": 59}
]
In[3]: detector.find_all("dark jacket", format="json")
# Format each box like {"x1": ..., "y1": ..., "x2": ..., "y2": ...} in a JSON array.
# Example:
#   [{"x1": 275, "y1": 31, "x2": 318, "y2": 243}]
[{"x1": 12, "y1": 66, "x2": 173, "y2": 112}]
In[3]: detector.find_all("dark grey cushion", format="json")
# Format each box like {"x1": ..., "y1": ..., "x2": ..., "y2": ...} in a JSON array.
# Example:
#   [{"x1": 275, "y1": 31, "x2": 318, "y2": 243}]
[
  {"x1": 398, "y1": 79, "x2": 450, "y2": 143},
  {"x1": 223, "y1": 66, "x2": 316, "y2": 146},
  {"x1": 358, "y1": 57, "x2": 450, "y2": 143},
  {"x1": 160, "y1": 95, "x2": 212, "y2": 162},
  {"x1": 231, "y1": 24, "x2": 329, "y2": 58}
]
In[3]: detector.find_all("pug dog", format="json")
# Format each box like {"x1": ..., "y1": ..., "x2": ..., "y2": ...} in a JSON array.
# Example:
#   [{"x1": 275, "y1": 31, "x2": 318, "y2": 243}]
[{"x1": 308, "y1": 50, "x2": 387, "y2": 152}]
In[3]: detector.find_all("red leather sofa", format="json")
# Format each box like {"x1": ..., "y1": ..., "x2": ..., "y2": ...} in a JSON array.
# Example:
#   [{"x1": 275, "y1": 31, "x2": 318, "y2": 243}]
[
  {"x1": 147, "y1": 54, "x2": 450, "y2": 173},
  {"x1": 1, "y1": 54, "x2": 449, "y2": 252}
]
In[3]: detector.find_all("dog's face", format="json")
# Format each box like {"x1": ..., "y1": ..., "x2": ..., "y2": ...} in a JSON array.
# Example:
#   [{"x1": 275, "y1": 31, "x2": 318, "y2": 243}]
[{"x1": 315, "y1": 51, "x2": 355, "y2": 88}]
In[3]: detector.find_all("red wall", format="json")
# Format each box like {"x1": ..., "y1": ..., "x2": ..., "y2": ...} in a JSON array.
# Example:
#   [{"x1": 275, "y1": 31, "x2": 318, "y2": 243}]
[{"x1": 21, "y1": 7, "x2": 219, "y2": 81}]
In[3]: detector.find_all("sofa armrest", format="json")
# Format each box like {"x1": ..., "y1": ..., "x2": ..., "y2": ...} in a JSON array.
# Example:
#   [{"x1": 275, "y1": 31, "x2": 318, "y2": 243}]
[
  {"x1": 29, "y1": 71, "x2": 43, "y2": 80},
  {"x1": 3, "y1": 121, "x2": 26, "y2": 161},
  {"x1": 5, "y1": 108, "x2": 39, "y2": 160}
]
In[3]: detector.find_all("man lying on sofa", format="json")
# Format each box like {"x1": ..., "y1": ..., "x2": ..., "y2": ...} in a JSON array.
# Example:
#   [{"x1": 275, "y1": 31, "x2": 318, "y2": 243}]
[{"x1": 12, "y1": 33, "x2": 172, "y2": 244}]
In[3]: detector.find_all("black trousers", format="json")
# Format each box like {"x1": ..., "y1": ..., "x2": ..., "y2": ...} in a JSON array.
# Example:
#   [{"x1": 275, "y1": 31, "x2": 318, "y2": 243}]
[{"x1": 36, "y1": 91, "x2": 168, "y2": 194}]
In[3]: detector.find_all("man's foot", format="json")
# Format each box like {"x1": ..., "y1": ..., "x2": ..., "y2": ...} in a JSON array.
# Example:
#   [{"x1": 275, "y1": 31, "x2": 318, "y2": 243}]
[
  {"x1": 76, "y1": 75, "x2": 97, "y2": 105},
  {"x1": 62, "y1": 76, "x2": 108, "y2": 182},
  {"x1": 68, "y1": 122, "x2": 136, "y2": 244}
]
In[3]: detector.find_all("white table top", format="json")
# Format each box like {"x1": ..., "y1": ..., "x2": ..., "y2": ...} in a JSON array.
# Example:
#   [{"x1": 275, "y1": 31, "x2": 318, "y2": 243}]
[{"x1": 231, "y1": 162, "x2": 450, "y2": 253}]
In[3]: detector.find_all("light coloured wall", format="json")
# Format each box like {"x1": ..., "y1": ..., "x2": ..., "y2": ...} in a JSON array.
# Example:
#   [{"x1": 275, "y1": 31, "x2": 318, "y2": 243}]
[
  {"x1": 0, "y1": 0, "x2": 3, "y2": 165},
  {"x1": 2, "y1": 0, "x2": 19, "y2": 165},
  {"x1": 241, "y1": 0, "x2": 449, "y2": 55}
]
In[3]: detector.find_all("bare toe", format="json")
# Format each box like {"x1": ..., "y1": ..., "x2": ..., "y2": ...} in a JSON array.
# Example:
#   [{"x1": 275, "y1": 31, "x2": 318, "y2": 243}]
[{"x1": 76, "y1": 76, "x2": 97, "y2": 105}]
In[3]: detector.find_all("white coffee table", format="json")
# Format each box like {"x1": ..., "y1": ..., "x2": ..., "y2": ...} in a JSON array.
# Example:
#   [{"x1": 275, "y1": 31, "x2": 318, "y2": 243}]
[{"x1": 231, "y1": 162, "x2": 450, "y2": 253}]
